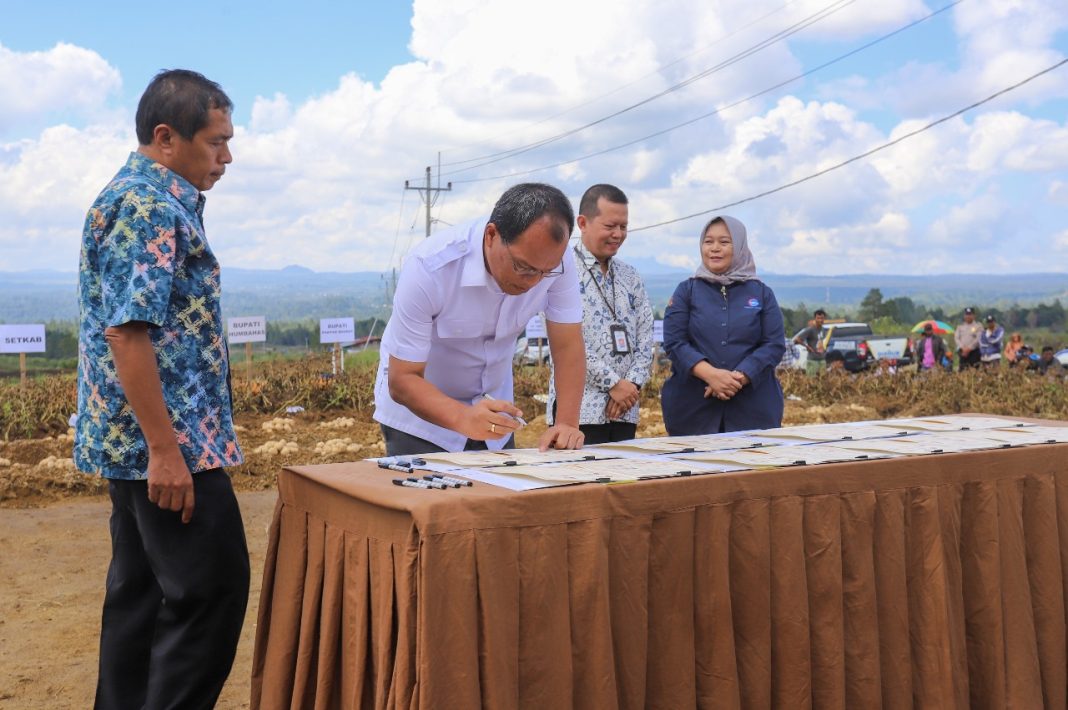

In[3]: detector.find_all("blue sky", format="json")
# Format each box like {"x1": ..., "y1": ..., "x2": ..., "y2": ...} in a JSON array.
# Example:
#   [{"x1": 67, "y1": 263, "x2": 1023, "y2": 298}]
[
  {"x1": 3, "y1": 1, "x2": 415, "y2": 127},
  {"x1": 1, "y1": 0, "x2": 1067, "y2": 276}
]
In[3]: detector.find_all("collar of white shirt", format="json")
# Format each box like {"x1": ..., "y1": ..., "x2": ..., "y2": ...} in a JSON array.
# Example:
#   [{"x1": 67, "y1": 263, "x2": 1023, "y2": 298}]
[{"x1": 460, "y1": 231, "x2": 503, "y2": 294}]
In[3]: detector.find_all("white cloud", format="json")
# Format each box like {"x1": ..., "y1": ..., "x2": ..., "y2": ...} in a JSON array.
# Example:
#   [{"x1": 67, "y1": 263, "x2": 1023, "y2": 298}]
[
  {"x1": 1054, "y1": 229, "x2": 1068, "y2": 251},
  {"x1": 670, "y1": 96, "x2": 888, "y2": 228},
  {"x1": 0, "y1": 124, "x2": 132, "y2": 269},
  {"x1": 0, "y1": 0, "x2": 1065, "y2": 278},
  {"x1": 1050, "y1": 180, "x2": 1068, "y2": 205},
  {"x1": 926, "y1": 189, "x2": 1006, "y2": 247},
  {"x1": 657, "y1": 253, "x2": 697, "y2": 270},
  {"x1": 818, "y1": 0, "x2": 1068, "y2": 119},
  {"x1": 794, "y1": 0, "x2": 930, "y2": 39},
  {"x1": 249, "y1": 93, "x2": 292, "y2": 133},
  {"x1": 0, "y1": 43, "x2": 121, "y2": 133}
]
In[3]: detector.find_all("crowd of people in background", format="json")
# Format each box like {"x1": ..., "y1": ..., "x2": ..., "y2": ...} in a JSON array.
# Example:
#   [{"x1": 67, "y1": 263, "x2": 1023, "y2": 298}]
[{"x1": 789, "y1": 304, "x2": 1066, "y2": 377}]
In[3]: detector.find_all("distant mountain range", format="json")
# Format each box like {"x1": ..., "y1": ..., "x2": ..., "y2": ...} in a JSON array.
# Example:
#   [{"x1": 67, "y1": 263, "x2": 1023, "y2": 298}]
[{"x1": 2, "y1": 264, "x2": 1066, "y2": 323}]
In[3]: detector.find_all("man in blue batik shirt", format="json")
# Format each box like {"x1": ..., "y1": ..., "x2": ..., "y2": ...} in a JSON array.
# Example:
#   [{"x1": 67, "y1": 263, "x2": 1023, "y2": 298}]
[{"x1": 75, "y1": 69, "x2": 248, "y2": 709}]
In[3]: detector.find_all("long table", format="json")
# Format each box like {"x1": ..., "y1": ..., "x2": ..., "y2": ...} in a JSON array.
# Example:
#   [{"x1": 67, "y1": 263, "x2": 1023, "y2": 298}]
[{"x1": 250, "y1": 425, "x2": 1068, "y2": 709}]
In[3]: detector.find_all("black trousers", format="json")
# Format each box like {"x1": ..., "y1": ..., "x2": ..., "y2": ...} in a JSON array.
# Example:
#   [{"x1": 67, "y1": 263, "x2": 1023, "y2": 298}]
[
  {"x1": 381, "y1": 424, "x2": 515, "y2": 456},
  {"x1": 958, "y1": 349, "x2": 981, "y2": 370},
  {"x1": 95, "y1": 468, "x2": 249, "y2": 710},
  {"x1": 579, "y1": 421, "x2": 638, "y2": 445},
  {"x1": 550, "y1": 400, "x2": 638, "y2": 445}
]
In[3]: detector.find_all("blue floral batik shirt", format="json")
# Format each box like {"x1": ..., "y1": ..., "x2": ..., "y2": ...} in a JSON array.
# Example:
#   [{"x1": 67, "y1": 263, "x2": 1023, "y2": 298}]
[{"x1": 74, "y1": 152, "x2": 243, "y2": 480}]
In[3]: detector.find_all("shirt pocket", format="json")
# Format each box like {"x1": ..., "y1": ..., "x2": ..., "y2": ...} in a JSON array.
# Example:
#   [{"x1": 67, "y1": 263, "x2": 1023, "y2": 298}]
[{"x1": 435, "y1": 318, "x2": 483, "y2": 339}]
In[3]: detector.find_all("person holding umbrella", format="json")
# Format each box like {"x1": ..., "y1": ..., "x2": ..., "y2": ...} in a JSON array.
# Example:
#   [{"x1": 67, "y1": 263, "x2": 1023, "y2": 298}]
[{"x1": 915, "y1": 323, "x2": 947, "y2": 373}]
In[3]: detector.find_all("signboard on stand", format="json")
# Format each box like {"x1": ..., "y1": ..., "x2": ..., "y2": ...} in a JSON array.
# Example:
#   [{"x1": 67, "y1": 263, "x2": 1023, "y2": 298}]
[
  {"x1": 525, "y1": 314, "x2": 547, "y2": 365},
  {"x1": 525, "y1": 314, "x2": 547, "y2": 340},
  {"x1": 320, "y1": 318, "x2": 356, "y2": 374},
  {"x1": 227, "y1": 317, "x2": 266, "y2": 379},
  {"x1": 227, "y1": 316, "x2": 267, "y2": 344},
  {"x1": 0, "y1": 323, "x2": 46, "y2": 388},
  {"x1": 320, "y1": 318, "x2": 355, "y2": 344}
]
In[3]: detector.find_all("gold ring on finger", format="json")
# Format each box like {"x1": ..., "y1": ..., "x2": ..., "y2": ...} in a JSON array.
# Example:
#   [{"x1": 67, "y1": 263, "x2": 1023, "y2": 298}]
[{"x1": 490, "y1": 423, "x2": 496, "y2": 434}]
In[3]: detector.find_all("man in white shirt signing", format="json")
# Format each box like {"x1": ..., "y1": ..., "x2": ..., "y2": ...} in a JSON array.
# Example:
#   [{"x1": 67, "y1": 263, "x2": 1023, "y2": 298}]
[{"x1": 374, "y1": 183, "x2": 587, "y2": 455}]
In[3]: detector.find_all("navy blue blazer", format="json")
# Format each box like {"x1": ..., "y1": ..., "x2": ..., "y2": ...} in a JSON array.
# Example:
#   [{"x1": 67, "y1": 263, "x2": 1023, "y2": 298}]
[{"x1": 661, "y1": 278, "x2": 786, "y2": 434}]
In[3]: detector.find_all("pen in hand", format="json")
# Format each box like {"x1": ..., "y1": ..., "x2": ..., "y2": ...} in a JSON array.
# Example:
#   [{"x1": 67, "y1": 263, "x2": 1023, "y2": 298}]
[{"x1": 481, "y1": 393, "x2": 527, "y2": 427}]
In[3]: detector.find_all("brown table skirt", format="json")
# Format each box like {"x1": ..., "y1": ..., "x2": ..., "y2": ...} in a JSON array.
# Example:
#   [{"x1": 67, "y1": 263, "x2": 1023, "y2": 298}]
[{"x1": 251, "y1": 439, "x2": 1068, "y2": 709}]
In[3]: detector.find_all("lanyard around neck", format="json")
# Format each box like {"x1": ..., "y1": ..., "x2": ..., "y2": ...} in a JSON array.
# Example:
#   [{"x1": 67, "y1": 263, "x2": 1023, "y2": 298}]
[{"x1": 575, "y1": 245, "x2": 619, "y2": 321}]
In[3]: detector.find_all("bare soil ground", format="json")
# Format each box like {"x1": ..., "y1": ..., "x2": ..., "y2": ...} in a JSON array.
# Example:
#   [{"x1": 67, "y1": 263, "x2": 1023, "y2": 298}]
[
  {"x1": 0, "y1": 399, "x2": 876, "y2": 708},
  {"x1": 0, "y1": 490, "x2": 277, "y2": 709}
]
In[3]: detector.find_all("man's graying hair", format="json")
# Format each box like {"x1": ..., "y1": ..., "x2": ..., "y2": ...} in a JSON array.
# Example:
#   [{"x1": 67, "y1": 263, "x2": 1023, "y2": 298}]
[
  {"x1": 489, "y1": 183, "x2": 574, "y2": 245},
  {"x1": 136, "y1": 69, "x2": 233, "y2": 145}
]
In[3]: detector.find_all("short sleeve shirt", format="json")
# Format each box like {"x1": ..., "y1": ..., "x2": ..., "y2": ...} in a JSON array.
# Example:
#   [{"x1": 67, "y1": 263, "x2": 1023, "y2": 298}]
[
  {"x1": 373, "y1": 217, "x2": 582, "y2": 452},
  {"x1": 799, "y1": 325, "x2": 824, "y2": 361},
  {"x1": 74, "y1": 152, "x2": 243, "y2": 479}
]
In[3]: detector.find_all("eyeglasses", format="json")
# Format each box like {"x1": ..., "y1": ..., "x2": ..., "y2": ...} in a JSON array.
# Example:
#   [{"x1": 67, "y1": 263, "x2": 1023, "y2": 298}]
[{"x1": 504, "y1": 242, "x2": 564, "y2": 278}]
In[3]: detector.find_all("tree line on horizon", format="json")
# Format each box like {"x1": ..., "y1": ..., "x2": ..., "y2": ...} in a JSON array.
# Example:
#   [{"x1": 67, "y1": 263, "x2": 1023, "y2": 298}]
[{"x1": 6, "y1": 291, "x2": 1066, "y2": 365}]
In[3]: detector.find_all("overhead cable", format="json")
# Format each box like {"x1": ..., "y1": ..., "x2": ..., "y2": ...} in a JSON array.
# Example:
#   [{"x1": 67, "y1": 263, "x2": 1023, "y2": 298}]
[
  {"x1": 452, "y1": 0, "x2": 964, "y2": 185},
  {"x1": 410, "y1": 0, "x2": 859, "y2": 182},
  {"x1": 439, "y1": 0, "x2": 805, "y2": 165},
  {"x1": 628, "y1": 57, "x2": 1068, "y2": 233}
]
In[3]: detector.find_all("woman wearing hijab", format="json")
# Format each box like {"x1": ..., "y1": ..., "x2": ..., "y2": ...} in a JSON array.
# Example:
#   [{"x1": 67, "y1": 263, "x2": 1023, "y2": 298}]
[{"x1": 661, "y1": 215, "x2": 786, "y2": 435}]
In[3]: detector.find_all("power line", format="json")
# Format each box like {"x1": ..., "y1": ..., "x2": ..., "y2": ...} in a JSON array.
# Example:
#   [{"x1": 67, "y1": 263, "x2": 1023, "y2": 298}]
[
  {"x1": 437, "y1": 0, "x2": 856, "y2": 176},
  {"x1": 386, "y1": 188, "x2": 408, "y2": 272},
  {"x1": 413, "y1": 0, "x2": 859, "y2": 181},
  {"x1": 629, "y1": 57, "x2": 1068, "y2": 233},
  {"x1": 402, "y1": 200, "x2": 426, "y2": 259},
  {"x1": 404, "y1": 166, "x2": 453, "y2": 238},
  {"x1": 452, "y1": 0, "x2": 964, "y2": 185},
  {"x1": 438, "y1": 0, "x2": 806, "y2": 164}
]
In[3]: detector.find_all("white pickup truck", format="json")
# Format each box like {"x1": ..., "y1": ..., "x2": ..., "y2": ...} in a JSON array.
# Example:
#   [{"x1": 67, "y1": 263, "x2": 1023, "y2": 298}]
[
  {"x1": 788, "y1": 322, "x2": 873, "y2": 371},
  {"x1": 786, "y1": 322, "x2": 913, "y2": 372}
]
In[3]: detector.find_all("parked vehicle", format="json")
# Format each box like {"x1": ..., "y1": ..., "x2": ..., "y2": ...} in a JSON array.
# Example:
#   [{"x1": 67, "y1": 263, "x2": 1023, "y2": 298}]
[
  {"x1": 788, "y1": 322, "x2": 874, "y2": 371},
  {"x1": 826, "y1": 331, "x2": 875, "y2": 373},
  {"x1": 867, "y1": 337, "x2": 913, "y2": 369}
]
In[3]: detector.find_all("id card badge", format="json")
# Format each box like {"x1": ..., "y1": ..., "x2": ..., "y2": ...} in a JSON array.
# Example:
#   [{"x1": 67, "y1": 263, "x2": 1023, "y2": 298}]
[{"x1": 610, "y1": 324, "x2": 631, "y2": 354}]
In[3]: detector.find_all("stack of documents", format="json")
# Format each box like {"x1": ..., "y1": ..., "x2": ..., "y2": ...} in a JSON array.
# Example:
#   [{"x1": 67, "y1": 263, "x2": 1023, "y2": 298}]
[{"x1": 370, "y1": 416, "x2": 1063, "y2": 491}]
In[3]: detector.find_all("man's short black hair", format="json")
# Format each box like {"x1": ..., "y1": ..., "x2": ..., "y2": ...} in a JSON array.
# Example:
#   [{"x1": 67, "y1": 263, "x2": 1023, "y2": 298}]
[
  {"x1": 136, "y1": 69, "x2": 233, "y2": 145},
  {"x1": 814, "y1": 309, "x2": 827, "y2": 317},
  {"x1": 1043, "y1": 345, "x2": 1055, "y2": 353},
  {"x1": 825, "y1": 350, "x2": 845, "y2": 363},
  {"x1": 578, "y1": 184, "x2": 628, "y2": 218},
  {"x1": 489, "y1": 183, "x2": 574, "y2": 245}
]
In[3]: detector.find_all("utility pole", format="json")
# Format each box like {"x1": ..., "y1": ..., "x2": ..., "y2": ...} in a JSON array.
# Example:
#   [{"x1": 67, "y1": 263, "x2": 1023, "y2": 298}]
[{"x1": 404, "y1": 161, "x2": 452, "y2": 237}]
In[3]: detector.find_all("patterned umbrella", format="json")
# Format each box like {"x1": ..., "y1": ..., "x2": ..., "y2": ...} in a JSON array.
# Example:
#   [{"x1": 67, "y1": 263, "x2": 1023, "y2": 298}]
[{"x1": 910, "y1": 319, "x2": 954, "y2": 335}]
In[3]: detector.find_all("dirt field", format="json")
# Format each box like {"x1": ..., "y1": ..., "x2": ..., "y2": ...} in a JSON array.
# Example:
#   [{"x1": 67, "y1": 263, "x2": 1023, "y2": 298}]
[
  {"x1": 0, "y1": 399, "x2": 882, "y2": 708},
  {"x1": 0, "y1": 491, "x2": 278, "y2": 709}
]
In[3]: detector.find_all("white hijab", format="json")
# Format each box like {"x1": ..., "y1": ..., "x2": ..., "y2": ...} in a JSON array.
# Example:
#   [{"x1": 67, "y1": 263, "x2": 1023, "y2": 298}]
[{"x1": 693, "y1": 215, "x2": 756, "y2": 286}]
